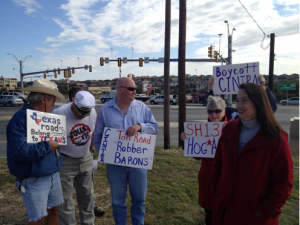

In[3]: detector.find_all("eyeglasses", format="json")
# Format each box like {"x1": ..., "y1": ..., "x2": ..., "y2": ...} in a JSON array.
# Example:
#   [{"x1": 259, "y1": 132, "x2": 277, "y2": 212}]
[
  {"x1": 119, "y1": 86, "x2": 136, "y2": 91},
  {"x1": 207, "y1": 109, "x2": 223, "y2": 114}
]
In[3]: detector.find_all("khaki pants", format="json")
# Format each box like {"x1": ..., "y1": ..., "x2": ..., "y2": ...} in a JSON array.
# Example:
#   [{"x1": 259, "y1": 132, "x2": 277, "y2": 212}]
[{"x1": 58, "y1": 151, "x2": 95, "y2": 225}]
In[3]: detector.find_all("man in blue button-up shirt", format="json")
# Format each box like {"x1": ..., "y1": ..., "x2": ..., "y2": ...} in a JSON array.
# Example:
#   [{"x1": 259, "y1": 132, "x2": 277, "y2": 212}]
[{"x1": 93, "y1": 77, "x2": 158, "y2": 225}]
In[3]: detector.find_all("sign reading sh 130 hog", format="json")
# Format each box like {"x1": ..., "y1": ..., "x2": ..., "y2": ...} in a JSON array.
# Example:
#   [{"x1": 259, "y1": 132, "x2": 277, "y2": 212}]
[
  {"x1": 213, "y1": 62, "x2": 260, "y2": 94},
  {"x1": 184, "y1": 122, "x2": 227, "y2": 158},
  {"x1": 26, "y1": 109, "x2": 67, "y2": 144},
  {"x1": 98, "y1": 127, "x2": 156, "y2": 170}
]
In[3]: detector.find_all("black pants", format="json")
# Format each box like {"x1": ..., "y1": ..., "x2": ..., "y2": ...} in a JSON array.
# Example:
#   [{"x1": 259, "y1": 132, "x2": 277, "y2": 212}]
[{"x1": 204, "y1": 208, "x2": 212, "y2": 225}]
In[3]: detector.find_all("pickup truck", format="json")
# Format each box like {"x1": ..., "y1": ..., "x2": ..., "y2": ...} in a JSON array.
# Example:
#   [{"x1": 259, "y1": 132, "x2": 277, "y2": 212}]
[
  {"x1": 149, "y1": 95, "x2": 178, "y2": 105},
  {"x1": 135, "y1": 94, "x2": 149, "y2": 102},
  {"x1": 100, "y1": 90, "x2": 116, "y2": 103}
]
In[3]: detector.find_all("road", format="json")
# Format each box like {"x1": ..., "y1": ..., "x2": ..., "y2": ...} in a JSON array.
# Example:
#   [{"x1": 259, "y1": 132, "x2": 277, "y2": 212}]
[{"x1": 0, "y1": 101, "x2": 299, "y2": 158}]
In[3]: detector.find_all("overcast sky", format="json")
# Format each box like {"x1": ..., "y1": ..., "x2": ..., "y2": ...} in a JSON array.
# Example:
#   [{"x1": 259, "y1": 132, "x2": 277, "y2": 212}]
[{"x1": 1, "y1": 0, "x2": 299, "y2": 81}]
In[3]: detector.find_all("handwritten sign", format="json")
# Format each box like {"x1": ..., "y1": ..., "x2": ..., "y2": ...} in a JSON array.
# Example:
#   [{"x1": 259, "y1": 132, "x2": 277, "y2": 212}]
[
  {"x1": 26, "y1": 109, "x2": 67, "y2": 145},
  {"x1": 183, "y1": 122, "x2": 227, "y2": 158},
  {"x1": 213, "y1": 62, "x2": 260, "y2": 94},
  {"x1": 97, "y1": 127, "x2": 156, "y2": 170}
]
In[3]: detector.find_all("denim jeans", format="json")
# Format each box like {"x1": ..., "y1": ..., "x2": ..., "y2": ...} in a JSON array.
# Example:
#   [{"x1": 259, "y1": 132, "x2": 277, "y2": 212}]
[{"x1": 106, "y1": 164, "x2": 147, "y2": 225}]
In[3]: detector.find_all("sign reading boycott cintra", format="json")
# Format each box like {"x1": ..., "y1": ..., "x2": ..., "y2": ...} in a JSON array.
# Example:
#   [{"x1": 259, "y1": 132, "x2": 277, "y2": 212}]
[
  {"x1": 184, "y1": 122, "x2": 227, "y2": 158},
  {"x1": 27, "y1": 109, "x2": 67, "y2": 145},
  {"x1": 213, "y1": 62, "x2": 260, "y2": 94},
  {"x1": 98, "y1": 127, "x2": 156, "y2": 170}
]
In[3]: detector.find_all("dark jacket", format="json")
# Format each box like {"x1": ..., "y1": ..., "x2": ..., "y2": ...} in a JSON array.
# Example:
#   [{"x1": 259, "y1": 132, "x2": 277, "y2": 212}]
[
  {"x1": 6, "y1": 104, "x2": 63, "y2": 178},
  {"x1": 211, "y1": 119, "x2": 293, "y2": 225}
]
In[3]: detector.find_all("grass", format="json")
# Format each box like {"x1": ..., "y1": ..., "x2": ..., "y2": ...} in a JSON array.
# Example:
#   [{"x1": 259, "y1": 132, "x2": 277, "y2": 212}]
[{"x1": 0, "y1": 148, "x2": 298, "y2": 225}]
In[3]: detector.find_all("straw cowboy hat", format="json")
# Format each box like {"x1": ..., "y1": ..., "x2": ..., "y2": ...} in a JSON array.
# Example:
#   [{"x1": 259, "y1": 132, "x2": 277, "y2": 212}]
[{"x1": 21, "y1": 79, "x2": 65, "y2": 102}]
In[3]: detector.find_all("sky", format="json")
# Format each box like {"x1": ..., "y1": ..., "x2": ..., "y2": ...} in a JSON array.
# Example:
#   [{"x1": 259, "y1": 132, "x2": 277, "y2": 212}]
[{"x1": 0, "y1": 0, "x2": 299, "y2": 82}]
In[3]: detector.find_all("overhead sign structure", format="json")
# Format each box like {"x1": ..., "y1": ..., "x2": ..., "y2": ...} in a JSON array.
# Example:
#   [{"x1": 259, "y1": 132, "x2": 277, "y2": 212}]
[
  {"x1": 144, "y1": 57, "x2": 149, "y2": 63},
  {"x1": 184, "y1": 122, "x2": 227, "y2": 158},
  {"x1": 213, "y1": 62, "x2": 260, "y2": 95},
  {"x1": 278, "y1": 83, "x2": 296, "y2": 91},
  {"x1": 98, "y1": 128, "x2": 156, "y2": 170},
  {"x1": 105, "y1": 57, "x2": 109, "y2": 64},
  {"x1": 26, "y1": 109, "x2": 67, "y2": 145},
  {"x1": 123, "y1": 57, "x2": 127, "y2": 63},
  {"x1": 158, "y1": 57, "x2": 164, "y2": 63}
]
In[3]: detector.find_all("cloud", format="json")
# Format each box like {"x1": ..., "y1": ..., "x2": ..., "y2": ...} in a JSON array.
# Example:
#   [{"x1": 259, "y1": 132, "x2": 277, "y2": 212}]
[
  {"x1": 275, "y1": 0, "x2": 299, "y2": 5},
  {"x1": 11, "y1": 0, "x2": 42, "y2": 15},
  {"x1": 283, "y1": 6, "x2": 298, "y2": 11}
]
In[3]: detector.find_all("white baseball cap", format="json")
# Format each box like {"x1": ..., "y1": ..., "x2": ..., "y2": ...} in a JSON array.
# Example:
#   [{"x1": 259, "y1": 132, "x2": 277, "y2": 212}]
[{"x1": 74, "y1": 91, "x2": 95, "y2": 109}]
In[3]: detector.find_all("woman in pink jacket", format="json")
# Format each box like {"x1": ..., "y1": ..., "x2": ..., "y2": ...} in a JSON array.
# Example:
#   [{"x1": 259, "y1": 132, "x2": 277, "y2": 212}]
[{"x1": 211, "y1": 83, "x2": 293, "y2": 225}]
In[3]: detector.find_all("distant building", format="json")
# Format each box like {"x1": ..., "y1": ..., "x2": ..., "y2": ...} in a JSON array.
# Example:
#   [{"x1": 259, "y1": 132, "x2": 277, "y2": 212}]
[
  {"x1": 0, "y1": 78, "x2": 18, "y2": 91},
  {"x1": 88, "y1": 86, "x2": 112, "y2": 94}
]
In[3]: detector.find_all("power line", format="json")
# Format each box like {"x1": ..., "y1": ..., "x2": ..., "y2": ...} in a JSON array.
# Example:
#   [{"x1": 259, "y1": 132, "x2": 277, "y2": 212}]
[{"x1": 239, "y1": 0, "x2": 270, "y2": 50}]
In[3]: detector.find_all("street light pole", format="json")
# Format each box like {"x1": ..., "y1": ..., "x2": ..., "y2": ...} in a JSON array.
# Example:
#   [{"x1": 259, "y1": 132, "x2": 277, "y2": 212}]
[
  {"x1": 110, "y1": 48, "x2": 113, "y2": 59},
  {"x1": 131, "y1": 47, "x2": 134, "y2": 59},
  {"x1": 60, "y1": 59, "x2": 63, "y2": 68},
  {"x1": 195, "y1": 69, "x2": 197, "y2": 75},
  {"x1": 77, "y1": 57, "x2": 79, "y2": 67},
  {"x1": 7, "y1": 53, "x2": 32, "y2": 93},
  {"x1": 218, "y1": 33, "x2": 223, "y2": 56}
]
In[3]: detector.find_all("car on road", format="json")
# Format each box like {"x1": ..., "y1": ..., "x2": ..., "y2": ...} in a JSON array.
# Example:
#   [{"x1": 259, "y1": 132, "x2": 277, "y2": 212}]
[
  {"x1": 0, "y1": 95, "x2": 23, "y2": 107},
  {"x1": 279, "y1": 97, "x2": 299, "y2": 105},
  {"x1": 1, "y1": 91, "x2": 28, "y2": 103},
  {"x1": 149, "y1": 95, "x2": 178, "y2": 105}
]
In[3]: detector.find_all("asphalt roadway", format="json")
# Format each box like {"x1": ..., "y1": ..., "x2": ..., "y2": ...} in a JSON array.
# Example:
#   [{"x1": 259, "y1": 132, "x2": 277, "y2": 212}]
[{"x1": 0, "y1": 101, "x2": 299, "y2": 158}]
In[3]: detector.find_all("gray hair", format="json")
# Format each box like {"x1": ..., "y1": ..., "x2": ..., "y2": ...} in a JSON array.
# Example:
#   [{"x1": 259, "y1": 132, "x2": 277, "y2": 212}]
[
  {"x1": 27, "y1": 92, "x2": 52, "y2": 104},
  {"x1": 206, "y1": 95, "x2": 226, "y2": 110}
]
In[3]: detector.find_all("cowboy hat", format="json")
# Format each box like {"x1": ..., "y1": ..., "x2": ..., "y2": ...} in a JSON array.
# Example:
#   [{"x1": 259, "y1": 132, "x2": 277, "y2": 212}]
[{"x1": 21, "y1": 79, "x2": 65, "y2": 102}]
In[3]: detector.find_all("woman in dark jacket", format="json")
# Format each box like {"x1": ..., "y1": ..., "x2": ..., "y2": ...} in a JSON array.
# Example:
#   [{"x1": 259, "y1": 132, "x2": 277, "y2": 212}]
[
  {"x1": 181, "y1": 96, "x2": 228, "y2": 225},
  {"x1": 211, "y1": 83, "x2": 293, "y2": 225}
]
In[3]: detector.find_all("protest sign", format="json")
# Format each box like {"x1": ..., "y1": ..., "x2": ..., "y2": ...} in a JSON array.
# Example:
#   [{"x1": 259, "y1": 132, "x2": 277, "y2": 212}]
[
  {"x1": 26, "y1": 109, "x2": 67, "y2": 145},
  {"x1": 213, "y1": 62, "x2": 260, "y2": 94},
  {"x1": 97, "y1": 127, "x2": 156, "y2": 170},
  {"x1": 183, "y1": 122, "x2": 227, "y2": 158}
]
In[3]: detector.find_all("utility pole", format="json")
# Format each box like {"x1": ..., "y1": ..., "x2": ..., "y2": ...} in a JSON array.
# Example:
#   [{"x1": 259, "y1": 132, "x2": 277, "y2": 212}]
[
  {"x1": 178, "y1": 0, "x2": 186, "y2": 148},
  {"x1": 7, "y1": 53, "x2": 32, "y2": 93},
  {"x1": 268, "y1": 33, "x2": 275, "y2": 91},
  {"x1": 131, "y1": 47, "x2": 134, "y2": 59},
  {"x1": 164, "y1": 0, "x2": 171, "y2": 149}
]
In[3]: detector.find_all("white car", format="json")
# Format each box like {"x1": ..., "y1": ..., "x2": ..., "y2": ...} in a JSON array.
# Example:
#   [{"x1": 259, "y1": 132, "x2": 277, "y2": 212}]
[
  {"x1": 279, "y1": 97, "x2": 299, "y2": 105},
  {"x1": 0, "y1": 95, "x2": 23, "y2": 106}
]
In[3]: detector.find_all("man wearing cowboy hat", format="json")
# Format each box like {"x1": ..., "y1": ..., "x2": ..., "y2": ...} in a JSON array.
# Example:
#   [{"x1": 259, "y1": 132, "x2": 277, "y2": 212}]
[
  {"x1": 52, "y1": 91, "x2": 97, "y2": 225},
  {"x1": 6, "y1": 79, "x2": 65, "y2": 225}
]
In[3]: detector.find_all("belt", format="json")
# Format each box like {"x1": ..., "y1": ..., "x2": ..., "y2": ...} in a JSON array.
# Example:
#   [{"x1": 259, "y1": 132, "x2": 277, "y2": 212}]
[{"x1": 60, "y1": 153, "x2": 83, "y2": 159}]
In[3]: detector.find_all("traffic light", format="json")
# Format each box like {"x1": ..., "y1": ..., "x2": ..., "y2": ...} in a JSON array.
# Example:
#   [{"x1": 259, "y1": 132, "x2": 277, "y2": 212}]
[
  {"x1": 118, "y1": 58, "x2": 122, "y2": 67},
  {"x1": 132, "y1": 75, "x2": 134, "y2": 80},
  {"x1": 68, "y1": 70, "x2": 71, "y2": 77},
  {"x1": 44, "y1": 73, "x2": 46, "y2": 79},
  {"x1": 54, "y1": 73, "x2": 57, "y2": 78},
  {"x1": 64, "y1": 70, "x2": 67, "y2": 78},
  {"x1": 89, "y1": 65, "x2": 92, "y2": 72},
  {"x1": 72, "y1": 68, "x2": 75, "y2": 74},
  {"x1": 186, "y1": 75, "x2": 189, "y2": 79},
  {"x1": 214, "y1": 51, "x2": 218, "y2": 62},
  {"x1": 200, "y1": 75, "x2": 203, "y2": 80},
  {"x1": 208, "y1": 45, "x2": 213, "y2": 58},
  {"x1": 100, "y1": 57, "x2": 104, "y2": 66},
  {"x1": 139, "y1": 58, "x2": 143, "y2": 67},
  {"x1": 58, "y1": 68, "x2": 60, "y2": 74}
]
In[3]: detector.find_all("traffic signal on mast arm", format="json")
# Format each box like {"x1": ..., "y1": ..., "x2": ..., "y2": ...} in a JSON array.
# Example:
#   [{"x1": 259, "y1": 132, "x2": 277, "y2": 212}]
[
  {"x1": 214, "y1": 51, "x2": 218, "y2": 63},
  {"x1": 58, "y1": 68, "x2": 60, "y2": 74},
  {"x1": 200, "y1": 75, "x2": 203, "y2": 80},
  {"x1": 54, "y1": 73, "x2": 57, "y2": 78},
  {"x1": 139, "y1": 58, "x2": 143, "y2": 67},
  {"x1": 64, "y1": 70, "x2": 67, "y2": 78},
  {"x1": 118, "y1": 58, "x2": 122, "y2": 67},
  {"x1": 89, "y1": 65, "x2": 92, "y2": 72},
  {"x1": 68, "y1": 70, "x2": 71, "y2": 78},
  {"x1": 208, "y1": 45, "x2": 213, "y2": 58},
  {"x1": 44, "y1": 73, "x2": 46, "y2": 79},
  {"x1": 132, "y1": 75, "x2": 134, "y2": 80},
  {"x1": 72, "y1": 68, "x2": 75, "y2": 74},
  {"x1": 100, "y1": 57, "x2": 104, "y2": 66}
]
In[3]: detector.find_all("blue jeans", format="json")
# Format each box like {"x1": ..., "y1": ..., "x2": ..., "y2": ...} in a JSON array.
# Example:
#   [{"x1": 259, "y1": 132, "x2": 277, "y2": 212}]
[
  {"x1": 106, "y1": 164, "x2": 147, "y2": 225},
  {"x1": 15, "y1": 172, "x2": 63, "y2": 222}
]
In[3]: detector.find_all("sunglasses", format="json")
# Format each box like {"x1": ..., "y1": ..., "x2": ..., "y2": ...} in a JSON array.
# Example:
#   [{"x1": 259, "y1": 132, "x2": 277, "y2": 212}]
[
  {"x1": 119, "y1": 86, "x2": 136, "y2": 91},
  {"x1": 207, "y1": 109, "x2": 223, "y2": 115}
]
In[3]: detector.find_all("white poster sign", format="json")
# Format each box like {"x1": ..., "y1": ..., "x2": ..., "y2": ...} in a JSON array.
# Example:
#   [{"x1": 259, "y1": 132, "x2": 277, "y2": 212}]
[
  {"x1": 98, "y1": 128, "x2": 156, "y2": 170},
  {"x1": 183, "y1": 122, "x2": 227, "y2": 158},
  {"x1": 213, "y1": 62, "x2": 260, "y2": 94},
  {"x1": 26, "y1": 109, "x2": 67, "y2": 145}
]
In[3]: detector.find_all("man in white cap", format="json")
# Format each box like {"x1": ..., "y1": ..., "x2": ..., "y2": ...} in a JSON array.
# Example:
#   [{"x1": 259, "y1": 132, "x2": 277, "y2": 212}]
[
  {"x1": 6, "y1": 79, "x2": 65, "y2": 225},
  {"x1": 52, "y1": 91, "x2": 97, "y2": 225},
  {"x1": 93, "y1": 77, "x2": 159, "y2": 225}
]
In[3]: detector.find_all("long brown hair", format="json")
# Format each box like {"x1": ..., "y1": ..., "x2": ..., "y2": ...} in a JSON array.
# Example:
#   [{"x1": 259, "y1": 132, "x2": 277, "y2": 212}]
[{"x1": 239, "y1": 83, "x2": 285, "y2": 139}]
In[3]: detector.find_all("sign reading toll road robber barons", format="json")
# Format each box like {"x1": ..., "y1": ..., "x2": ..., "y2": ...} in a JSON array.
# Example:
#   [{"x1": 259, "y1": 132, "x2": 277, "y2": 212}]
[
  {"x1": 27, "y1": 109, "x2": 67, "y2": 145},
  {"x1": 213, "y1": 62, "x2": 260, "y2": 95},
  {"x1": 98, "y1": 127, "x2": 156, "y2": 170},
  {"x1": 184, "y1": 122, "x2": 227, "y2": 158}
]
